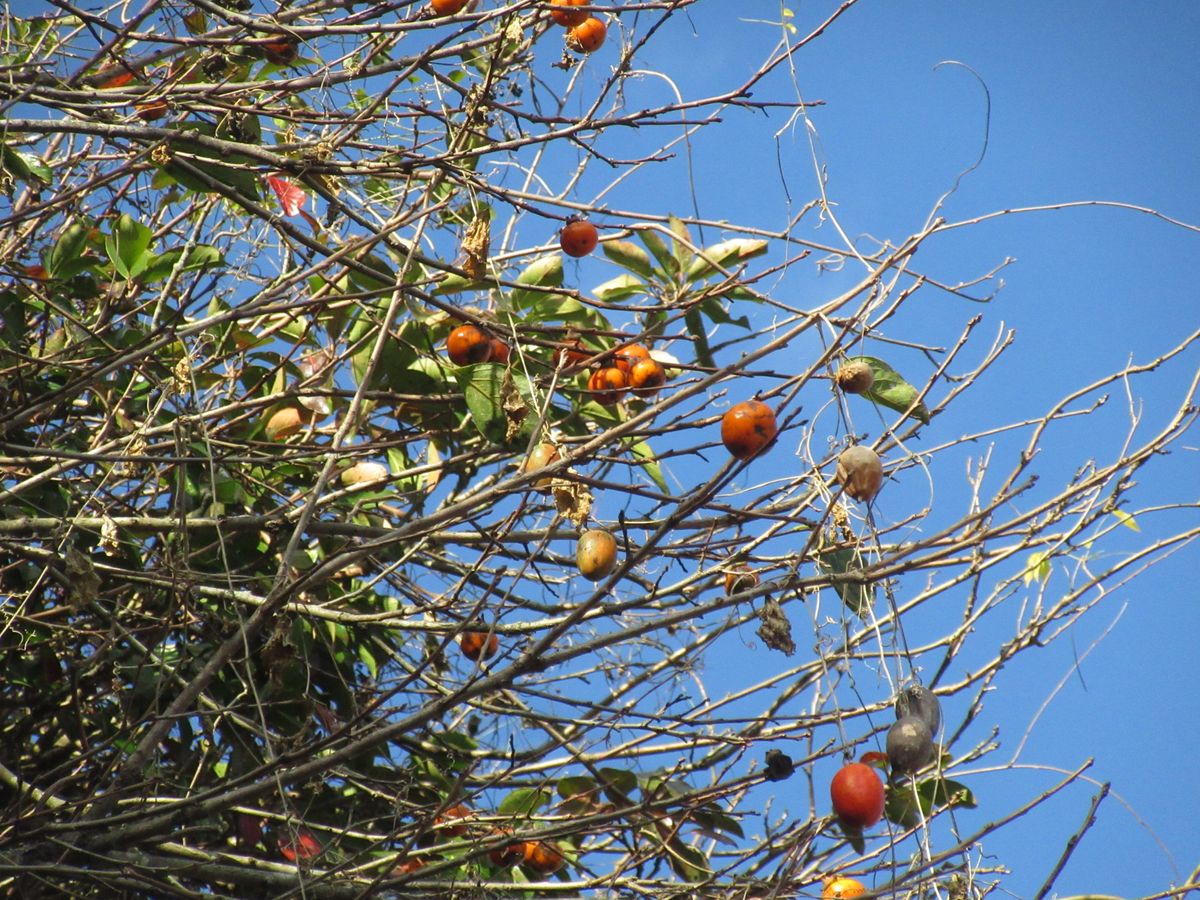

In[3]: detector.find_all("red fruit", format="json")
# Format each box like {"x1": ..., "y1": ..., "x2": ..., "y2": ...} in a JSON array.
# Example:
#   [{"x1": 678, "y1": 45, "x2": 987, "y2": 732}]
[
  {"x1": 446, "y1": 324, "x2": 494, "y2": 365},
  {"x1": 488, "y1": 830, "x2": 526, "y2": 867},
  {"x1": 135, "y1": 99, "x2": 168, "y2": 121},
  {"x1": 628, "y1": 357, "x2": 666, "y2": 397},
  {"x1": 559, "y1": 218, "x2": 599, "y2": 257},
  {"x1": 612, "y1": 342, "x2": 651, "y2": 374},
  {"x1": 459, "y1": 630, "x2": 499, "y2": 661},
  {"x1": 262, "y1": 37, "x2": 298, "y2": 66},
  {"x1": 549, "y1": 0, "x2": 589, "y2": 28},
  {"x1": 720, "y1": 400, "x2": 777, "y2": 460},
  {"x1": 278, "y1": 827, "x2": 321, "y2": 861},
  {"x1": 434, "y1": 802, "x2": 472, "y2": 837},
  {"x1": 566, "y1": 16, "x2": 606, "y2": 53},
  {"x1": 429, "y1": 0, "x2": 470, "y2": 14},
  {"x1": 587, "y1": 366, "x2": 628, "y2": 406},
  {"x1": 489, "y1": 336, "x2": 511, "y2": 364},
  {"x1": 521, "y1": 840, "x2": 565, "y2": 875},
  {"x1": 830, "y1": 762, "x2": 885, "y2": 830}
]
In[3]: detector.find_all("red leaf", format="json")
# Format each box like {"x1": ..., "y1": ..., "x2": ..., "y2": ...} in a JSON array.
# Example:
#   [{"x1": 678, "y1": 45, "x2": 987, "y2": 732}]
[
  {"x1": 267, "y1": 174, "x2": 306, "y2": 217},
  {"x1": 278, "y1": 828, "x2": 321, "y2": 861}
]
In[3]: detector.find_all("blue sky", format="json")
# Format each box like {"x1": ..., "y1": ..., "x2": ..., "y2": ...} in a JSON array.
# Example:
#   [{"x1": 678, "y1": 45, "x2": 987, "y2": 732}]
[{"x1": 550, "y1": 3, "x2": 1200, "y2": 896}]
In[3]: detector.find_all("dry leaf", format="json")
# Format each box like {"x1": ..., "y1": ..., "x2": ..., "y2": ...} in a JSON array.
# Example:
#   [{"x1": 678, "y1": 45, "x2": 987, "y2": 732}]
[
  {"x1": 501, "y1": 371, "x2": 528, "y2": 442},
  {"x1": 756, "y1": 597, "x2": 794, "y2": 656},
  {"x1": 461, "y1": 213, "x2": 490, "y2": 280},
  {"x1": 553, "y1": 480, "x2": 593, "y2": 528}
]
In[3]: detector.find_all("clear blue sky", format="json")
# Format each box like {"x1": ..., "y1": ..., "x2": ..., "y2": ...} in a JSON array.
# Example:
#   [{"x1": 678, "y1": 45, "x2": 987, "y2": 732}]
[{"x1": 555, "y1": 3, "x2": 1200, "y2": 896}]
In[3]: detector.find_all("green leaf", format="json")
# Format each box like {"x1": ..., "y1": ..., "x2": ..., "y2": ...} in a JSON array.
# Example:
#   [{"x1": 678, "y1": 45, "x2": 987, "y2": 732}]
[
  {"x1": 1022, "y1": 550, "x2": 1050, "y2": 587},
  {"x1": 358, "y1": 644, "x2": 378, "y2": 679},
  {"x1": 886, "y1": 776, "x2": 976, "y2": 828},
  {"x1": 456, "y1": 365, "x2": 534, "y2": 445},
  {"x1": 105, "y1": 214, "x2": 154, "y2": 280},
  {"x1": 685, "y1": 238, "x2": 768, "y2": 282},
  {"x1": 46, "y1": 223, "x2": 90, "y2": 279},
  {"x1": 639, "y1": 229, "x2": 679, "y2": 277},
  {"x1": 668, "y1": 216, "x2": 695, "y2": 273},
  {"x1": 1, "y1": 144, "x2": 51, "y2": 185},
  {"x1": 598, "y1": 767, "x2": 638, "y2": 801},
  {"x1": 683, "y1": 309, "x2": 715, "y2": 369},
  {"x1": 157, "y1": 123, "x2": 261, "y2": 200},
  {"x1": 626, "y1": 438, "x2": 667, "y2": 492},
  {"x1": 664, "y1": 841, "x2": 710, "y2": 882},
  {"x1": 498, "y1": 787, "x2": 552, "y2": 817},
  {"x1": 433, "y1": 270, "x2": 492, "y2": 295},
  {"x1": 592, "y1": 273, "x2": 644, "y2": 303},
  {"x1": 140, "y1": 244, "x2": 224, "y2": 283},
  {"x1": 602, "y1": 239, "x2": 658, "y2": 280},
  {"x1": 510, "y1": 254, "x2": 564, "y2": 308},
  {"x1": 347, "y1": 251, "x2": 396, "y2": 294},
  {"x1": 814, "y1": 544, "x2": 875, "y2": 617},
  {"x1": 556, "y1": 776, "x2": 597, "y2": 800},
  {"x1": 698, "y1": 296, "x2": 750, "y2": 329},
  {"x1": 849, "y1": 355, "x2": 931, "y2": 425},
  {"x1": 520, "y1": 292, "x2": 602, "y2": 326}
]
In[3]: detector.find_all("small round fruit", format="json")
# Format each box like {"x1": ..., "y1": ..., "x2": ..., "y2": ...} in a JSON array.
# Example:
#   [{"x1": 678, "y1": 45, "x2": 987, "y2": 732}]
[
  {"x1": 886, "y1": 716, "x2": 934, "y2": 775},
  {"x1": 559, "y1": 218, "x2": 599, "y2": 257},
  {"x1": 264, "y1": 407, "x2": 310, "y2": 440},
  {"x1": 566, "y1": 16, "x2": 607, "y2": 53},
  {"x1": 341, "y1": 461, "x2": 389, "y2": 487},
  {"x1": 830, "y1": 762, "x2": 885, "y2": 830},
  {"x1": 823, "y1": 876, "x2": 868, "y2": 899},
  {"x1": 489, "y1": 337, "x2": 511, "y2": 364},
  {"x1": 549, "y1": 0, "x2": 589, "y2": 28},
  {"x1": 262, "y1": 37, "x2": 298, "y2": 65},
  {"x1": 835, "y1": 360, "x2": 874, "y2": 394},
  {"x1": 429, "y1": 0, "x2": 470, "y2": 15},
  {"x1": 521, "y1": 840, "x2": 565, "y2": 876},
  {"x1": 459, "y1": 630, "x2": 499, "y2": 662},
  {"x1": 576, "y1": 528, "x2": 618, "y2": 581},
  {"x1": 894, "y1": 683, "x2": 941, "y2": 735},
  {"x1": 628, "y1": 357, "x2": 666, "y2": 397},
  {"x1": 488, "y1": 830, "x2": 525, "y2": 867},
  {"x1": 434, "y1": 803, "x2": 472, "y2": 837},
  {"x1": 587, "y1": 366, "x2": 628, "y2": 406},
  {"x1": 393, "y1": 856, "x2": 426, "y2": 876},
  {"x1": 523, "y1": 441, "x2": 560, "y2": 489},
  {"x1": 447, "y1": 324, "x2": 494, "y2": 365},
  {"x1": 612, "y1": 342, "x2": 651, "y2": 374},
  {"x1": 720, "y1": 400, "x2": 777, "y2": 460},
  {"x1": 724, "y1": 566, "x2": 759, "y2": 596},
  {"x1": 835, "y1": 445, "x2": 883, "y2": 502},
  {"x1": 135, "y1": 99, "x2": 168, "y2": 121},
  {"x1": 557, "y1": 337, "x2": 593, "y2": 370}
]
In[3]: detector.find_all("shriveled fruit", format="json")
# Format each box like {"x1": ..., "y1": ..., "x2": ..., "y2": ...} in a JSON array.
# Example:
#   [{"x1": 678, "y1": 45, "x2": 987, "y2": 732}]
[
  {"x1": 341, "y1": 461, "x2": 389, "y2": 487},
  {"x1": 612, "y1": 342, "x2": 651, "y2": 374},
  {"x1": 446, "y1": 323, "x2": 494, "y2": 365},
  {"x1": 720, "y1": 400, "x2": 777, "y2": 460},
  {"x1": 264, "y1": 407, "x2": 310, "y2": 440},
  {"x1": 459, "y1": 630, "x2": 499, "y2": 661},
  {"x1": 886, "y1": 716, "x2": 934, "y2": 774},
  {"x1": 521, "y1": 840, "x2": 565, "y2": 875},
  {"x1": 835, "y1": 445, "x2": 883, "y2": 502},
  {"x1": 823, "y1": 875, "x2": 868, "y2": 899},
  {"x1": 628, "y1": 357, "x2": 666, "y2": 397},
  {"x1": 489, "y1": 337, "x2": 511, "y2": 364},
  {"x1": 559, "y1": 218, "x2": 599, "y2": 257},
  {"x1": 261, "y1": 37, "x2": 298, "y2": 65},
  {"x1": 566, "y1": 16, "x2": 607, "y2": 52},
  {"x1": 549, "y1": 0, "x2": 589, "y2": 27},
  {"x1": 576, "y1": 528, "x2": 618, "y2": 581},
  {"x1": 429, "y1": 0, "x2": 470, "y2": 14},
  {"x1": 830, "y1": 762, "x2": 885, "y2": 830},
  {"x1": 835, "y1": 360, "x2": 874, "y2": 394},
  {"x1": 724, "y1": 566, "x2": 759, "y2": 596},
  {"x1": 487, "y1": 830, "x2": 525, "y2": 867},
  {"x1": 894, "y1": 683, "x2": 941, "y2": 735},
  {"x1": 522, "y1": 441, "x2": 560, "y2": 489},
  {"x1": 588, "y1": 366, "x2": 628, "y2": 405}
]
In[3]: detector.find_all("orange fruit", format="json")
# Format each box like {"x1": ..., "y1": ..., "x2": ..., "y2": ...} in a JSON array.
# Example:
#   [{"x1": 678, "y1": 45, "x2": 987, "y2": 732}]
[
  {"x1": 566, "y1": 16, "x2": 606, "y2": 52},
  {"x1": 557, "y1": 337, "x2": 593, "y2": 370},
  {"x1": 522, "y1": 441, "x2": 560, "y2": 489},
  {"x1": 521, "y1": 840, "x2": 564, "y2": 875},
  {"x1": 433, "y1": 802, "x2": 472, "y2": 837},
  {"x1": 830, "y1": 762, "x2": 885, "y2": 830},
  {"x1": 559, "y1": 218, "x2": 599, "y2": 257},
  {"x1": 264, "y1": 407, "x2": 311, "y2": 440},
  {"x1": 489, "y1": 336, "x2": 511, "y2": 364},
  {"x1": 823, "y1": 876, "x2": 868, "y2": 899},
  {"x1": 724, "y1": 566, "x2": 759, "y2": 596},
  {"x1": 549, "y1": 0, "x2": 589, "y2": 28},
  {"x1": 262, "y1": 37, "x2": 298, "y2": 65},
  {"x1": 459, "y1": 630, "x2": 499, "y2": 661},
  {"x1": 446, "y1": 323, "x2": 494, "y2": 365},
  {"x1": 612, "y1": 342, "x2": 650, "y2": 374},
  {"x1": 429, "y1": 0, "x2": 470, "y2": 14},
  {"x1": 628, "y1": 357, "x2": 666, "y2": 397},
  {"x1": 488, "y1": 830, "x2": 526, "y2": 867},
  {"x1": 587, "y1": 366, "x2": 627, "y2": 406},
  {"x1": 135, "y1": 99, "x2": 168, "y2": 121},
  {"x1": 720, "y1": 400, "x2": 777, "y2": 460},
  {"x1": 576, "y1": 529, "x2": 618, "y2": 581}
]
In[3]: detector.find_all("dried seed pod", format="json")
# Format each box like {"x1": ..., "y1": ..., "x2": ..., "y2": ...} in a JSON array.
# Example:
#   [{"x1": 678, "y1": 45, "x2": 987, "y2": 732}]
[
  {"x1": 835, "y1": 445, "x2": 883, "y2": 502},
  {"x1": 836, "y1": 360, "x2": 874, "y2": 394}
]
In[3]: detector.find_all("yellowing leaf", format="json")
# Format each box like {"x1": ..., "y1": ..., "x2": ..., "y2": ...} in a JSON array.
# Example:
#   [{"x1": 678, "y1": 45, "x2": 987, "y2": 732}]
[
  {"x1": 1023, "y1": 550, "x2": 1050, "y2": 586},
  {"x1": 1112, "y1": 510, "x2": 1140, "y2": 532}
]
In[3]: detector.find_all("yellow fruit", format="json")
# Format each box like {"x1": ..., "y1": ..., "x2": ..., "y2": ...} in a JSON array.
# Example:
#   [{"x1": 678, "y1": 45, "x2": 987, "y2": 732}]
[
  {"x1": 340, "y1": 461, "x2": 388, "y2": 487},
  {"x1": 823, "y1": 875, "x2": 868, "y2": 899},
  {"x1": 523, "y1": 442, "x2": 560, "y2": 489},
  {"x1": 576, "y1": 529, "x2": 617, "y2": 581},
  {"x1": 264, "y1": 407, "x2": 309, "y2": 440}
]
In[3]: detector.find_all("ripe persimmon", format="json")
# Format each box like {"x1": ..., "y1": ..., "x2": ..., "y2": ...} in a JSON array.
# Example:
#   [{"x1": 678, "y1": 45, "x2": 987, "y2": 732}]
[
  {"x1": 262, "y1": 37, "x2": 298, "y2": 65},
  {"x1": 823, "y1": 876, "x2": 868, "y2": 899},
  {"x1": 587, "y1": 366, "x2": 627, "y2": 406},
  {"x1": 522, "y1": 441, "x2": 560, "y2": 489},
  {"x1": 459, "y1": 630, "x2": 499, "y2": 661},
  {"x1": 576, "y1": 529, "x2": 618, "y2": 581},
  {"x1": 830, "y1": 762, "x2": 885, "y2": 830},
  {"x1": 429, "y1": 0, "x2": 470, "y2": 14},
  {"x1": 521, "y1": 840, "x2": 565, "y2": 875},
  {"x1": 628, "y1": 357, "x2": 666, "y2": 397},
  {"x1": 557, "y1": 337, "x2": 593, "y2": 370},
  {"x1": 559, "y1": 218, "x2": 599, "y2": 257},
  {"x1": 566, "y1": 16, "x2": 606, "y2": 52},
  {"x1": 549, "y1": 0, "x2": 589, "y2": 28},
  {"x1": 612, "y1": 342, "x2": 650, "y2": 374},
  {"x1": 489, "y1": 336, "x2": 511, "y2": 364},
  {"x1": 724, "y1": 565, "x2": 759, "y2": 596},
  {"x1": 446, "y1": 324, "x2": 494, "y2": 365},
  {"x1": 135, "y1": 99, "x2": 168, "y2": 121},
  {"x1": 488, "y1": 830, "x2": 526, "y2": 867},
  {"x1": 720, "y1": 400, "x2": 777, "y2": 460},
  {"x1": 433, "y1": 803, "x2": 472, "y2": 837}
]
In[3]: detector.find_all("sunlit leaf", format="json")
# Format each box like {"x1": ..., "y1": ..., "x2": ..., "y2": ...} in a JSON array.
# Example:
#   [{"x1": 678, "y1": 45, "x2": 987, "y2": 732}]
[
  {"x1": 848, "y1": 355, "x2": 931, "y2": 425},
  {"x1": 510, "y1": 254, "x2": 564, "y2": 308},
  {"x1": 1112, "y1": 510, "x2": 1140, "y2": 532},
  {"x1": 593, "y1": 273, "x2": 643, "y2": 302},
  {"x1": 684, "y1": 238, "x2": 768, "y2": 281},
  {"x1": 602, "y1": 239, "x2": 657, "y2": 279},
  {"x1": 1023, "y1": 550, "x2": 1050, "y2": 586},
  {"x1": 638, "y1": 229, "x2": 679, "y2": 277},
  {"x1": 498, "y1": 787, "x2": 552, "y2": 817},
  {"x1": 626, "y1": 438, "x2": 667, "y2": 492}
]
